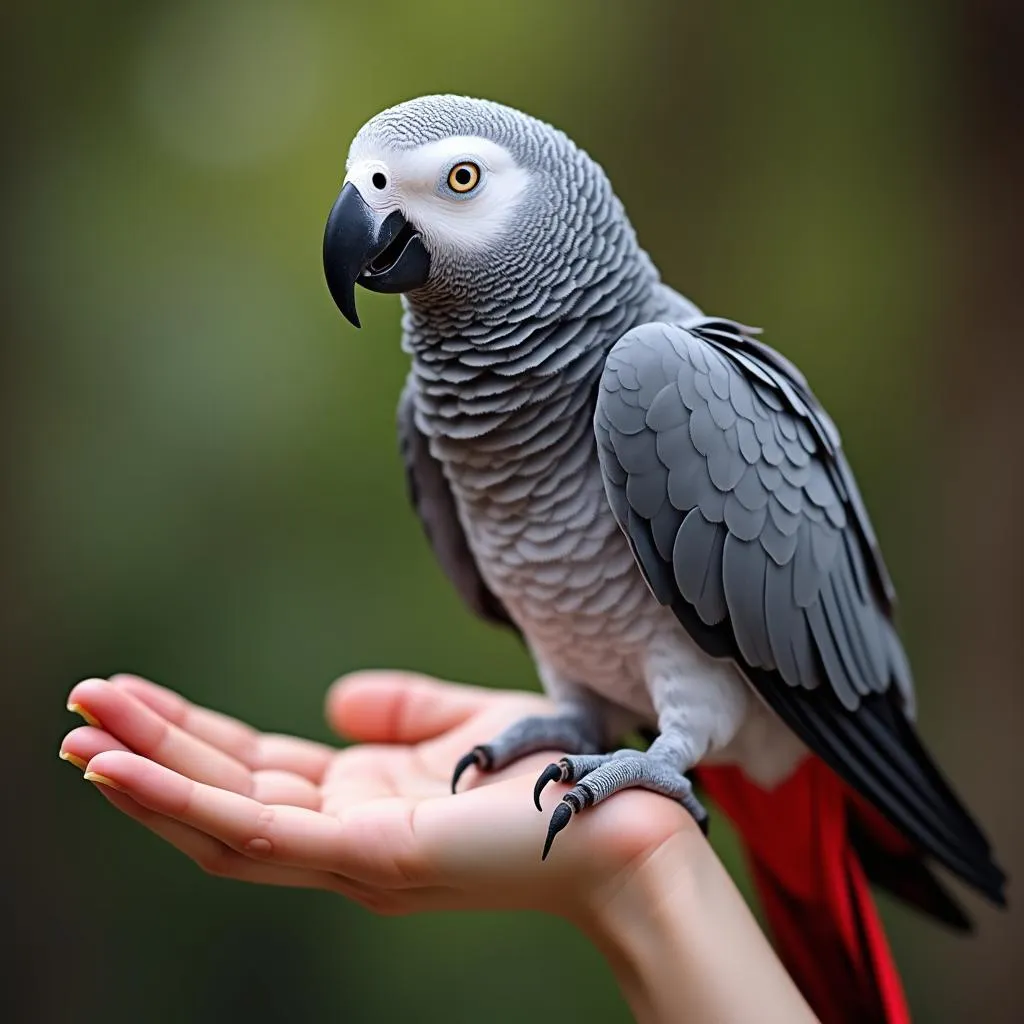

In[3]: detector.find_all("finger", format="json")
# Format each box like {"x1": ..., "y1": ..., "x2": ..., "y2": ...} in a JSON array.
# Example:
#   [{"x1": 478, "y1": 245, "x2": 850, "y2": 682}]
[
  {"x1": 61, "y1": 719, "x2": 321, "y2": 809},
  {"x1": 88, "y1": 783, "x2": 361, "y2": 896},
  {"x1": 84, "y1": 750, "x2": 420, "y2": 886},
  {"x1": 68, "y1": 679, "x2": 256, "y2": 793},
  {"x1": 108, "y1": 674, "x2": 335, "y2": 782},
  {"x1": 60, "y1": 725, "x2": 131, "y2": 769},
  {"x1": 327, "y1": 671, "x2": 533, "y2": 745},
  {"x1": 108, "y1": 675, "x2": 257, "y2": 758}
]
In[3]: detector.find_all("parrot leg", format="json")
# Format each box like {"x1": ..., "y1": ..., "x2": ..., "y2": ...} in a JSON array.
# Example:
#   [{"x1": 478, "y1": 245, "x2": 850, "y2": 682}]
[
  {"x1": 450, "y1": 701, "x2": 606, "y2": 794},
  {"x1": 528, "y1": 648, "x2": 747, "y2": 858},
  {"x1": 533, "y1": 739, "x2": 709, "y2": 859}
]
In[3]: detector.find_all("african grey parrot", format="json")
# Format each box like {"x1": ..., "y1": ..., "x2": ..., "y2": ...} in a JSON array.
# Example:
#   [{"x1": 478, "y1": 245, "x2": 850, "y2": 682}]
[{"x1": 321, "y1": 95, "x2": 1005, "y2": 1023}]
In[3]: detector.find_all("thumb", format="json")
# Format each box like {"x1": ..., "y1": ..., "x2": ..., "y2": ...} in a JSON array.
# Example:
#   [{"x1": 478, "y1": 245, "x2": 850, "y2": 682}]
[{"x1": 326, "y1": 671, "x2": 501, "y2": 744}]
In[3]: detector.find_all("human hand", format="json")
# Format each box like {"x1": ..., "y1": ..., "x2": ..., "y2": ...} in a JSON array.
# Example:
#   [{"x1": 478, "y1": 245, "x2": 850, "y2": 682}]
[{"x1": 59, "y1": 671, "x2": 701, "y2": 926}]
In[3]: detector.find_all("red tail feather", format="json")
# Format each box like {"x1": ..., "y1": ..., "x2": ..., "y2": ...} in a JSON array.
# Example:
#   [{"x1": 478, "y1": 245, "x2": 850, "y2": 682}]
[{"x1": 696, "y1": 759, "x2": 911, "y2": 1024}]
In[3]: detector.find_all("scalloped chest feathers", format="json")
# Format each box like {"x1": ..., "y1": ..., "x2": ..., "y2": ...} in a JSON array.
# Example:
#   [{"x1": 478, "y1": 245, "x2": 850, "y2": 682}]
[{"x1": 435, "y1": 418, "x2": 673, "y2": 716}]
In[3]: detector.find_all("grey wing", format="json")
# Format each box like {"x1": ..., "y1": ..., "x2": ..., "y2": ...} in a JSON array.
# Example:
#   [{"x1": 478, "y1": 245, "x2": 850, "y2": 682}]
[
  {"x1": 397, "y1": 376, "x2": 519, "y2": 635},
  {"x1": 594, "y1": 317, "x2": 1004, "y2": 903}
]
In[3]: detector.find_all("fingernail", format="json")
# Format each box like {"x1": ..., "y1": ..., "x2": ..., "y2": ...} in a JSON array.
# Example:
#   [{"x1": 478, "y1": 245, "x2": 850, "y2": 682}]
[
  {"x1": 84, "y1": 771, "x2": 125, "y2": 792},
  {"x1": 67, "y1": 703, "x2": 101, "y2": 727},
  {"x1": 59, "y1": 751, "x2": 89, "y2": 771}
]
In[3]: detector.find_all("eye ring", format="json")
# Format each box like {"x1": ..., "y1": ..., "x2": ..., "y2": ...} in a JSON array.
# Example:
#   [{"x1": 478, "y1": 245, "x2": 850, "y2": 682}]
[{"x1": 447, "y1": 162, "x2": 481, "y2": 194}]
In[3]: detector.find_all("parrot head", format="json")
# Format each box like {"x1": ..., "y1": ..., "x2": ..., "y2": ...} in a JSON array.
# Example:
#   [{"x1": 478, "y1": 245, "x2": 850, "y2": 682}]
[{"x1": 322, "y1": 94, "x2": 624, "y2": 328}]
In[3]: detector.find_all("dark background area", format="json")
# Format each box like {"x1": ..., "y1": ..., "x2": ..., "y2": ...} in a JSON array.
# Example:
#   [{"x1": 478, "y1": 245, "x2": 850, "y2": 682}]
[{"x1": 3, "y1": 2, "x2": 1021, "y2": 1021}]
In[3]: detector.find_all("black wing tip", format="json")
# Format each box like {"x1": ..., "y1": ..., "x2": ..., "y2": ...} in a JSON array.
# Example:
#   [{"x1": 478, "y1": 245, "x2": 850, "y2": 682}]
[
  {"x1": 954, "y1": 859, "x2": 1007, "y2": 912},
  {"x1": 979, "y1": 865, "x2": 1009, "y2": 908},
  {"x1": 886, "y1": 703, "x2": 1010, "y2": 908},
  {"x1": 942, "y1": 902, "x2": 975, "y2": 933},
  {"x1": 759, "y1": 681, "x2": 1007, "y2": 908},
  {"x1": 929, "y1": 847, "x2": 1007, "y2": 913},
  {"x1": 904, "y1": 883, "x2": 976, "y2": 934}
]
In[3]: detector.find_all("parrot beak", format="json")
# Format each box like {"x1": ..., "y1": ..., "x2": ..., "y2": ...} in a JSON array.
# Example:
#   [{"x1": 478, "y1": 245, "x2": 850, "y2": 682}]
[{"x1": 322, "y1": 182, "x2": 430, "y2": 328}]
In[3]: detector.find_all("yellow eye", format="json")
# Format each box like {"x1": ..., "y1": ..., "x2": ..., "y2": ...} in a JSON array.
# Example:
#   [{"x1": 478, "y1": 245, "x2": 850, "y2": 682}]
[{"x1": 447, "y1": 162, "x2": 480, "y2": 193}]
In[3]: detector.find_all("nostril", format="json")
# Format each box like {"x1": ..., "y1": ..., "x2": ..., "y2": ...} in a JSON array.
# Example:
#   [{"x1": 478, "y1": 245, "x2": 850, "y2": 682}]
[{"x1": 371, "y1": 171, "x2": 387, "y2": 190}]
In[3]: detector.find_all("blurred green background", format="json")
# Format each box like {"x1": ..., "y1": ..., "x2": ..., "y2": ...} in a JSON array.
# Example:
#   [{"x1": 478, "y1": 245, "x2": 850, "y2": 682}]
[{"x1": 3, "y1": 1, "x2": 1021, "y2": 1021}]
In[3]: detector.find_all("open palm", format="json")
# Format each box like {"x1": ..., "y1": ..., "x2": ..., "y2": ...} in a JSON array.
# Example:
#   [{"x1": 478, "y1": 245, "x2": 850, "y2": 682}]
[{"x1": 60, "y1": 672, "x2": 693, "y2": 920}]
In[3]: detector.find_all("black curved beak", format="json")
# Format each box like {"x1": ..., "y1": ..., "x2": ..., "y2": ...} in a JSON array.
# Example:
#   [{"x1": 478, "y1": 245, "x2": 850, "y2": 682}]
[{"x1": 322, "y1": 182, "x2": 431, "y2": 328}]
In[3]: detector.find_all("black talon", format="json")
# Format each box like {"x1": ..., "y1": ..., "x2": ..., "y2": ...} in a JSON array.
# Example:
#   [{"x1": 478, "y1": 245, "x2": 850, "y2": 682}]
[
  {"x1": 450, "y1": 751, "x2": 478, "y2": 793},
  {"x1": 541, "y1": 800, "x2": 574, "y2": 860},
  {"x1": 533, "y1": 763, "x2": 563, "y2": 811},
  {"x1": 451, "y1": 745, "x2": 492, "y2": 793}
]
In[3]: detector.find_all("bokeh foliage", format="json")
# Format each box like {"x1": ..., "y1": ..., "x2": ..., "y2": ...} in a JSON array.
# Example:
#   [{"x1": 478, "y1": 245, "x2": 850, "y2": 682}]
[{"x1": 3, "y1": 2, "x2": 1020, "y2": 1022}]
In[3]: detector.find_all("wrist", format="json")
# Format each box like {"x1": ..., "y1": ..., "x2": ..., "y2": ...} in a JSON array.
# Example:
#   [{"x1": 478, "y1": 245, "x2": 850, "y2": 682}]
[
  {"x1": 570, "y1": 822, "x2": 817, "y2": 1024},
  {"x1": 572, "y1": 825, "x2": 710, "y2": 1022}
]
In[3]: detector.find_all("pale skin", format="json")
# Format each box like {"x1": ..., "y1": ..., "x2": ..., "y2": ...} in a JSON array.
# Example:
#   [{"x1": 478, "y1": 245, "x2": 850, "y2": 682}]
[{"x1": 60, "y1": 671, "x2": 817, "y2": 1024}]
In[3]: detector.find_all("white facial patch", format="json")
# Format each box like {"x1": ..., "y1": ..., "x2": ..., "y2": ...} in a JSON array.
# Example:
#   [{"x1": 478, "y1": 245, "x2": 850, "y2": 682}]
[{"x1": 344, "y1": 135, "x2": 531, "y2": 257}]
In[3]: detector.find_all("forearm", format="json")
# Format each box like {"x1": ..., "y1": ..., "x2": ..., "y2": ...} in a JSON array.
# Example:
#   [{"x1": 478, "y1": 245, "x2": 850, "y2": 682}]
[{"x1": 578, "y1": 830, "x2": 818, "y2": 1024}]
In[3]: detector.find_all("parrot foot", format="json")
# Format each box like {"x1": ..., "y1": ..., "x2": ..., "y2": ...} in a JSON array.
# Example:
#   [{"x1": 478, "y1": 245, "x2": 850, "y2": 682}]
[
  {"x1": 535, "y1": 750, "x2": 709, "y2": 860},
  {"x1": 450, "y1": 705, "x2": 605, "y2": 794}
]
